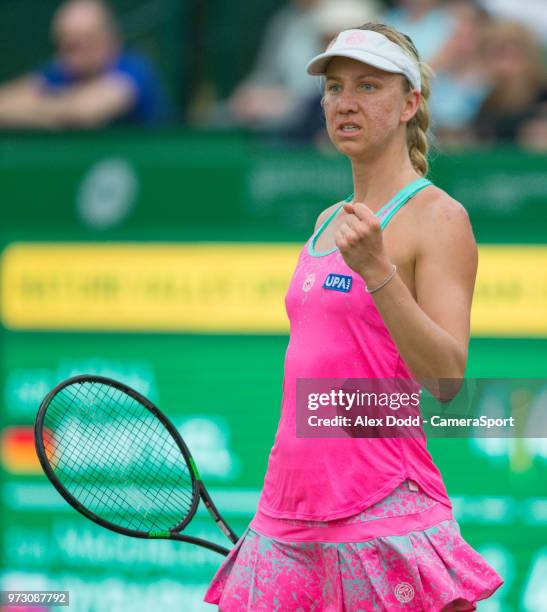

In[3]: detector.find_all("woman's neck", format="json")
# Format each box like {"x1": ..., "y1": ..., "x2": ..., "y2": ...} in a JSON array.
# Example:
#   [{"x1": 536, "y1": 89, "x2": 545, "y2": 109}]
[{"x1": 350, "y1": 143, "x2": 421, "y2": 213}]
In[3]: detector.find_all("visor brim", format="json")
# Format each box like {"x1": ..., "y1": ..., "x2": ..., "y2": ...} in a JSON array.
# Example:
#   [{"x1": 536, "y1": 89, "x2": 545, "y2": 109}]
[
  {"x1": 307, "y1": 49, "x2": 402, "y2": 76},
  {"x1": 306, "y1": 49, "x2": 419, "y2": 91}
]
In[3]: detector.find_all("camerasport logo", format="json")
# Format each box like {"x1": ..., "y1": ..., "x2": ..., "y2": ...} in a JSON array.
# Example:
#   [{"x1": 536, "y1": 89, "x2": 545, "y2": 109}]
[
  {"x1": 302, "y1": 273, "x2": 316, "y2": 292},
  {"x1": 394, "y1": 582, "x2": 415, "y2": 603}
]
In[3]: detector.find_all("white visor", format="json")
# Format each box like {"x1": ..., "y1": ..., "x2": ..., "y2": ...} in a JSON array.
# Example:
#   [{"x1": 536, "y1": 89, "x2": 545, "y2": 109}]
[{"x1": 306, "y1": 29, "x2": 421, "y2": 92}]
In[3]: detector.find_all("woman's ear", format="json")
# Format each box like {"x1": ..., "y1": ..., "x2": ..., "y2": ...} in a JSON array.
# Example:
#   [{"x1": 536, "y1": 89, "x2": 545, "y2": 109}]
[{"x1": 401, "y1": 89, "x2": 421, "y2": 124}]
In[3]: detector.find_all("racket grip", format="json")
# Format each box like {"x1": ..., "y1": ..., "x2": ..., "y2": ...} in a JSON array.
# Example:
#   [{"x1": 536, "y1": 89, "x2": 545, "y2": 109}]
[
  {"x1": 216, "y1": 518, "x2": 235, "y2": 539},
  {"x1": 201, "y1": 488, "x2": 240, "y2": 544}
]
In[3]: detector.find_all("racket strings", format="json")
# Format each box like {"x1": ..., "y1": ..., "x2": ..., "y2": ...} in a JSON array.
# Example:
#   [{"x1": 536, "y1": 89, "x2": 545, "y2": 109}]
[
  {"x1": 75, "y1": 384, "x2": 196, "y2": 515},
  {"x1": 42, "y1": 381, "x2": 195, "y2": 533},
  {"x1": 49, "y1": 386, "x2": 195, "y2": 530}
]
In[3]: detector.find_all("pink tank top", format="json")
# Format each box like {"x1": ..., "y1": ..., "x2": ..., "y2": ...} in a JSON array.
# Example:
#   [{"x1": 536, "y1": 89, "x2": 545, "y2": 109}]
[{"x1": 257, "y1": 178, "x2": 453, "y2": 521}]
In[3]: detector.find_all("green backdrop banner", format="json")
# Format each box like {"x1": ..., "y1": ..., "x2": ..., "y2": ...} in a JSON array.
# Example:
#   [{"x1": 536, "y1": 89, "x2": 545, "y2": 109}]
[
  {"x1": 2, "y1": 334, "x2": 547, "y2": 610},
  {"x1": 1, "y1": 132, "x2": 546, "y2": 243},
  {"x1": 1, "y1": 135, "x2": 546, "y2": 611}
]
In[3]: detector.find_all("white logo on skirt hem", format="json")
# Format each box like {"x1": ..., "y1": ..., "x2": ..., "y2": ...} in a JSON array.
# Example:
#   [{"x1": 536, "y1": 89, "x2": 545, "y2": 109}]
[{"x1": 394, "y1": 582, "x2": 415, "y2": 603}]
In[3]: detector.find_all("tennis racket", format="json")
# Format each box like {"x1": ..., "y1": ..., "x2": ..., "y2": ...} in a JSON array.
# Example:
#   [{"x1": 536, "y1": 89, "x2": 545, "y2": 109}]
[{"x1": 34, "y1": 374, "x2": 239, "y2": 556}]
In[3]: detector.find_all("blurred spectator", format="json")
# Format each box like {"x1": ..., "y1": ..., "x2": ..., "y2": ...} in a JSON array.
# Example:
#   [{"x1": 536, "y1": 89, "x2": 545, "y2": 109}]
[
  {"x1": 284, "y1": 0, "x2": 381, "y2": 144},
  {"x1": 0, "y1": 0, "x2": 170, "y2": 129},
  {"x1": 474, "y1": 20, "x2": 547, "y2": 148},
  {"x1": 221, "y1": 0, "x2": 324, "y2": 130},
  {"x1": 428, "y1": 0, "x2": 491, "y2": 145},
  {"x1": 479, "y1": 0, "x2": 547, "y2": 44},
  {"x1": 382, "y1": 0, "x2": 456, "y2": 65}
]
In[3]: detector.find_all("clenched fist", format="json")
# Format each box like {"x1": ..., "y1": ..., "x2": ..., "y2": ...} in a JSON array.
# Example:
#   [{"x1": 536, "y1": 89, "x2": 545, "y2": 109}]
[{"x1": 335, "y1": 202, "x2": 394, "y2": 287}]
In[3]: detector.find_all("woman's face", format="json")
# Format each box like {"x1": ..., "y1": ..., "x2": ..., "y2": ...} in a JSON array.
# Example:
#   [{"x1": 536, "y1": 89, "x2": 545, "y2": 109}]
[{"x1": 323, "y1": 56, "x2": 417, "y2": 159}]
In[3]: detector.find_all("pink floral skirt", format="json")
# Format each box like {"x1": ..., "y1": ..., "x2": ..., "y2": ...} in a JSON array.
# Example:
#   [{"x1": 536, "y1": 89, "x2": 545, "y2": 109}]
[{"x1": 204, "y1": 481, "x2": 503, "y2": 611}]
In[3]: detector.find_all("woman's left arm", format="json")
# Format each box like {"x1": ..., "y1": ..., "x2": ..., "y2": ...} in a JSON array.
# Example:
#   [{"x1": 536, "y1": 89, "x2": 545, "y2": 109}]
[{"x1": 337, "y1": 197, "x2": 478, "y2": 381}]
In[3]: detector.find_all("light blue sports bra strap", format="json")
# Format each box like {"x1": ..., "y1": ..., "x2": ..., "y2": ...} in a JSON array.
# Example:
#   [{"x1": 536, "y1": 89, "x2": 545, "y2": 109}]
[
  {"x1": 309, "y1": 180, "x2": 431, "y2": 256},
  {"x1": 336, "y1": 179, "x2": 432, "y2": 230},
  {"x1": 379, "y1": 178, "x2": 432, "y2": 230},
  {"x1": 308, "y1": 200, "x2": 346, "y2": 256},
  {"x1": 318, "y1": 202, "x2": 345, "y2": 234}
]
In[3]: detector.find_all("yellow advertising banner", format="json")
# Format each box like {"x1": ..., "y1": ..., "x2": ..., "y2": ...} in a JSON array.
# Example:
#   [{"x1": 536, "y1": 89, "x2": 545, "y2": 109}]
[
  {"x1": 1, "y1": 243, "x2": 297, "y2": 332},
  {"x1": 1, "y1": 243, "x2": 546, "y2": 335},
  {"x1": 471, "y1": 245, "x2": 547, "y2": 336}
]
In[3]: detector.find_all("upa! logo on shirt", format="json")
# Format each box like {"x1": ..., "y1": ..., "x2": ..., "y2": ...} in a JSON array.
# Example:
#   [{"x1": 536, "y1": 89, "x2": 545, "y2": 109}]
[{"x1": 323, "y1": 273, "x2": 352, "y2": 292}]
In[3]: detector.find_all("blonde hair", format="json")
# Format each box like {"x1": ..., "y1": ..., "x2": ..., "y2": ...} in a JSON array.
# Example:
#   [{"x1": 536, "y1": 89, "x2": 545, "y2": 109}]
[
  {"x1": 323, "y1": 22, "x2": 432, "y2": 176},
  {"x1": 361, "y1": 23, "x2": 432, "y2": 176}
]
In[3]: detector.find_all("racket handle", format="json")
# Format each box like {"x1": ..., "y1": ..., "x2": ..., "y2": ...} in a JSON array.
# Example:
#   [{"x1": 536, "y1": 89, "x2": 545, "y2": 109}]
[
  {"x1": 199, "y1": 483, "x2": 240, "y2": 544},
  {"x1": 216, "y1": 517, "x2": 236, "y2": 540}
]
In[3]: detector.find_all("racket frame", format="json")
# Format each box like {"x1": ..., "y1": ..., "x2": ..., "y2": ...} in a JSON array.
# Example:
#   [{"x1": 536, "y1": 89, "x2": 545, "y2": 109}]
[{"x1": 35, "y1": 374, "x2": 238, "y2": 556}]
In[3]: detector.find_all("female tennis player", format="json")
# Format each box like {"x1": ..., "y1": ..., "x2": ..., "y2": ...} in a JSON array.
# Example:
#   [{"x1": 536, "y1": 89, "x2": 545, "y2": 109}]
[{"x1": 205, "y1": 22, "x2": 504, "y2": 611}]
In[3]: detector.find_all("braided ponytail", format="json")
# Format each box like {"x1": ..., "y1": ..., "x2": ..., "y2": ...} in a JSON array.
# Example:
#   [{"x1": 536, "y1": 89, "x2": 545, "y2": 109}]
[
  {"x1": 358, "y1": 23, "x2": 432, "y2": 176},
  {"x1": 406, "y1": 71, "x2": 431, "y2": 176}
]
